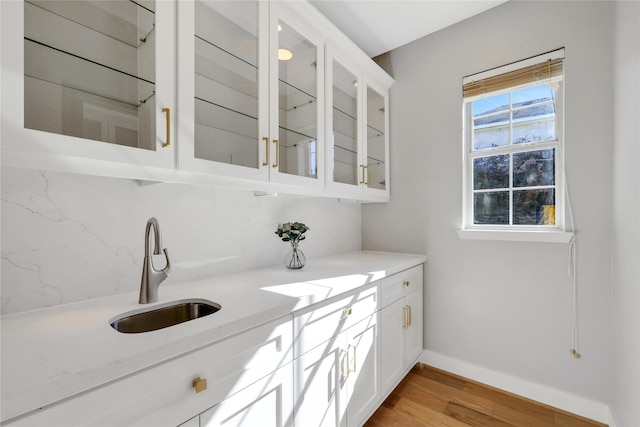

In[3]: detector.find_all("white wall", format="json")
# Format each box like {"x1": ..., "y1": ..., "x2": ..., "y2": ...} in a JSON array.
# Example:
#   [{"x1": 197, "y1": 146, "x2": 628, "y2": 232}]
[
  {"x1": 611, "y1": 1, "x2": 640, "y2": 426},
  {"x1": 1, "y1": 167, "x2": 361, "y2": 314},
  {"x1": 363, "y1": 0, "x2": 614, "y2": 406}
]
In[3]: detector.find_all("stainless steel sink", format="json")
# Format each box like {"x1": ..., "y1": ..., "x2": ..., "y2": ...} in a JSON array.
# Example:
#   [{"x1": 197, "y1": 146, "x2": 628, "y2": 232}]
[{"x1": 110, "y1": 299, "x2": 221, "y2": 333}]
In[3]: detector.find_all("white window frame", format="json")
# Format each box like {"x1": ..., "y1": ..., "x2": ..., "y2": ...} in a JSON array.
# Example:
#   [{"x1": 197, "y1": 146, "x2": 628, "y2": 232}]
[{"x1": 458, "y1": 49, "x2": 573, "y2": 243}]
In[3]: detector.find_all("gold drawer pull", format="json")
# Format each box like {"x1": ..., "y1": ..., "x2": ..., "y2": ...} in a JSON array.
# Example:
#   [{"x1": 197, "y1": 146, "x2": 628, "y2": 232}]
[
  {"x1": 343, "y1": 307, "x2": 353, "y2": 316},
  {"x1": 403, "y1": 280, "x2": 410, "y2": 287},
  {"x1": 192, "y1": 377, "x2": 207, "y2": 393}
]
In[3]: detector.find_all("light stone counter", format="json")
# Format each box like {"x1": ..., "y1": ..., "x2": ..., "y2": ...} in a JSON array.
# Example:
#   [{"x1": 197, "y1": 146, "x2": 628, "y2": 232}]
[{"x1": 1, "y1": 251, "x2": 426, "y2": 423}]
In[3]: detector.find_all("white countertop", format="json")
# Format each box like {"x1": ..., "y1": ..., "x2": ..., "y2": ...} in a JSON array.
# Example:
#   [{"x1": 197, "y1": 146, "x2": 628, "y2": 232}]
[{"x1": 0, "y1": 251, "x2": 426, "y2": 423}]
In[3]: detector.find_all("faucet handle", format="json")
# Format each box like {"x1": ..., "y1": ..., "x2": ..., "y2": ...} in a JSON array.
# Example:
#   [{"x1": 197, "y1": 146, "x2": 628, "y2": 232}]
[{"x1": 160, "y1": 248, "x2": 171, "y2": 277}]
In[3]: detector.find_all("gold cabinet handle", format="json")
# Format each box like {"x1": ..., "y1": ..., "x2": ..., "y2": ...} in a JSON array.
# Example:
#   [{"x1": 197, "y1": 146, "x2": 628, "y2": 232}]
[
  {"x1": 192, "y1": 377, "x2": 207, "y2": 393},
  {"x1": 343, "y1": 307, "x2": 352, "y2": 316},
  {"x1": 365, "y1": 165, "x2": 369, "y2": 185},
  {"x1": 272, "y1": 139, "x2": 279, "y2": 168},
  {"x1": 341, "y1": 348, "x2": 349, "y2": 381},
  {"x1": 348, "y1": 344, "x2": 356, "y2": 375},
  {"x1": 262, "y1": 137, "x2": 269, "y2": 166},
  {"x1": 162, "y1": 107, "x2": 170, "y2": 148},
  {"x1": 402, "y1": 306, "x2": 409, "y2": 330},
  {"x1": 403, "y1": 280, "x2": 410, "y2": 287},
  {"x1": 359, "y1": 165, "x2": 366, "y2": 184},
  {"x1": 407, "y1": 305, "x2": 412, "y2": 327}
]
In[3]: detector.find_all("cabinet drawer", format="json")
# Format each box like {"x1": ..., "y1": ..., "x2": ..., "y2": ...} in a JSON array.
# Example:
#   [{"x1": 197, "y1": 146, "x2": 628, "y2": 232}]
[
  {"x1": 379, "y1": 265, "x2": 423, "y2": 308},
  {"x1": 293, "y1": 284, "x2": 377, "y2": 358},
  {"x1": 200, "y1": 363, "x2": 293, "y2": 427},
  {"x1": 5, "y1": 316, "x2": 293, "y2": 427}
]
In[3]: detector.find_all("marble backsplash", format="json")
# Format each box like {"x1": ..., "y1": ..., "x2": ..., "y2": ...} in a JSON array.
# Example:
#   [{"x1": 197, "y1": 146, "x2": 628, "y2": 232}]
[{"x1": 1, "y1": 167, "x2": 362, "y2": 315}]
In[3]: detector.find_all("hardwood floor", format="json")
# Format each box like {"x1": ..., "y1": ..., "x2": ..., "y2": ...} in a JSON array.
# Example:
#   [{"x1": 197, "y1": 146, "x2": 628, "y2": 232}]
[{"x1": 364, "y1": 364, "x2": 608, "y2": 427}]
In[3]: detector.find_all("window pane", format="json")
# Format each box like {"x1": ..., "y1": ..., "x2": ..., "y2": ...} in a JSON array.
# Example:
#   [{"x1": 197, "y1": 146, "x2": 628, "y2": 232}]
[
  {"x1": 472, "y1": 93, "x2": 508, "y2": 117},
  {"x1": 474, "y1": 191, "x2": 510, "y2": 225},
  {"x1": 513, "y1": 149, "x2": 555, "y2": 187},
  {"x1": 512, "y1": 84, "x2": 555, "y2": 105},
  {"x1": 474, "y1": 154, "x2": 509, "y2": 190},
  {"x1": 513, "y1": 116, "x2": 556, "y2": 144},
  {"x1": 513, "y1": 189, "x2": 555, "y2": 225},
  {"x1": 473, "y1": 112, "x2": 509, "y2": 150}
]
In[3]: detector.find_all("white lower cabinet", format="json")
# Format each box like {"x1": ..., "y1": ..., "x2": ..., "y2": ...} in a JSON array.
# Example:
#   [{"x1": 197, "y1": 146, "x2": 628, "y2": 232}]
[
  {"x1": 2, "y1": 316, "x2": 292, "y2": 427},
  {"x1": 293, "y1": 313, "x2": 378, "y2": 427},
  {"x1": 199, "y1": 363, "x2": 293, "y2": 427},
  {"x1": 294, "y1": 329, "x2": 344, "y2": 427},
  {"x1": 292, "y1": 283, "x2": 380, "y2": 427},
  {"x1": 344, "y1": 313, "x2": 379, "y2": 426},
  {"x1": 379, "y1": 265, "x2": 424, "y2": 394},
  {"x1": 2, "y1": 264, "x2": 424, "y2": 427}
]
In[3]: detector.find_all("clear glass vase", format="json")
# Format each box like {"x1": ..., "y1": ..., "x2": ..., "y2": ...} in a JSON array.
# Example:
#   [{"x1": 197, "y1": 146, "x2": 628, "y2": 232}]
[{"x1": 284, "y1": 242, "x2": 306, "y2": 269}]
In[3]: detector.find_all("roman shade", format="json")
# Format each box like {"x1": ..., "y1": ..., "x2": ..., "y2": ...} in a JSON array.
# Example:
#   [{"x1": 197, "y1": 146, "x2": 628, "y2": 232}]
[{"x1": 463, "y1": 50, "x2": 564, "y2": 99}]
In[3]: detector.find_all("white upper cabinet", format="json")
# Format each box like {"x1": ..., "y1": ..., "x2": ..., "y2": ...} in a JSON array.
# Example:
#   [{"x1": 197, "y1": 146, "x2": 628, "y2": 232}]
[
  {"x1": 177, "y1": 1, "x2": 324, "y2": 188},
  {"x1": 2, "y1": 0, "x2": 391, "y2": 200},
  {"x1": 364, "y1": 79, "x2": 390, "y2": 199},
  {"x1": 269, "y1": 3, "x2": 325, "y2": 188},
  {"x1": 176, "y1": 0, "x2": 268, "y2": 181},
  {"x1": 0, "y1": 0, "x2": 176, "y2": 170},
  {"x1": 325, "y1": 47, "x2": 391, "y2": 200}
]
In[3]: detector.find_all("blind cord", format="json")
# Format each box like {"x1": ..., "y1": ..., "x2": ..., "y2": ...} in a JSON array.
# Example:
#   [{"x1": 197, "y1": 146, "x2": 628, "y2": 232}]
[
  {"x1": 555, "y1": 59, "x2": 579, "y2": 359},
  {"x1": 565, "y1": 175, "x2": 580, "y2": 359}
]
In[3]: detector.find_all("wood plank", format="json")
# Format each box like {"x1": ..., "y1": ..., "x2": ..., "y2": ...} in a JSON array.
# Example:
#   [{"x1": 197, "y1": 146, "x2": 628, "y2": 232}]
[
  {"x1": 404, "y1": 371, "x2": 495, "y2": 416},
  {"x1": 391, "y1": 374, "x2": 450, "y2": 413},
  {"x1": 555, "y1": 411, "x2": 609, "y2": 427},
  {"x1": 391, "y1": 397, "x2": 471, "y2": 427},
  {"x1": 366, "y1": 364, "x2": 608, "y2": 427},
  {"x1": 444, "y1": 401, "x2": 516, "y2": 427},
  {"x1": 413, "y1": 364, "x2": 467, "y2": 390}
]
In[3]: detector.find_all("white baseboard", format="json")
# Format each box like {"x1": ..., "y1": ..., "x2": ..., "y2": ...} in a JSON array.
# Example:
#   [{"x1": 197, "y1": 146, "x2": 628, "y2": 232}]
[{"x1": 419, "y1": 350, "x2": 613, "y2": 425}]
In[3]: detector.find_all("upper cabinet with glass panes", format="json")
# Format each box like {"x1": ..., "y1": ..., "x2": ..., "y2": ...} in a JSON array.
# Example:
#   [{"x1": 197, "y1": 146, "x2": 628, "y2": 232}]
[
  {"x1": 177, "y1": 1, "x2": 325, "y2": 188},
  {"x1": 2, "y1": 0, "x2": 392, "y2": 201},
  {"x1": 325, "y1": 47, "x2": 392, "y2": 200},
  {"x1": 1, "y1": 0, "x2": 176, "y2": 170}
]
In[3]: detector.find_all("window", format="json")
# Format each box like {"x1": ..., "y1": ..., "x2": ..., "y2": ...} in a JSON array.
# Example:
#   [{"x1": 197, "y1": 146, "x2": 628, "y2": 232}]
[{"x1": 460, "y1": 49, "x2": 571, "y2": 241}]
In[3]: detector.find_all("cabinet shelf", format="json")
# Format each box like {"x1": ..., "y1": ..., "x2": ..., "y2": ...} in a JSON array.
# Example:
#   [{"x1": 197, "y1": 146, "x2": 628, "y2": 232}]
[
  {"x1": 26, "y1": 0, "x2": 155, "y2": 49},
  {"x1": 195, "y1": 35, "x2": 257, "y2": 72},
  {"x1": 25, "y1": 38, "x2": 155, "y2": 107},
  {"x1": 278, "y1": 126, "x2": 316, "y2": 145},
  {"x1": 279, "y1": 79, "x2": 317, "y2": 105},
  {"x1": 194, "y1": 94, "x2": 258, "y2": 169},
  {"x1": 334, "y1": 106, "x2": 357, "y2": 122},
  {"x1": 195, "y1": 35, "x2": 259, "y2": 101}
]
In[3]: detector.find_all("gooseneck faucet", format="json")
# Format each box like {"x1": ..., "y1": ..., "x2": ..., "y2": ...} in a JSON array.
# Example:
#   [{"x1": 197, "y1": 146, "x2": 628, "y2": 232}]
[{"x1": 139, "y1": 217, "x2": 171, "y2": 304}]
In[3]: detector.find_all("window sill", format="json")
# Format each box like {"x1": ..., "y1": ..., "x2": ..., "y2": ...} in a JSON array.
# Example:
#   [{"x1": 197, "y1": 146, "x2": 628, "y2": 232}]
[{"x1": 456, "y1": 229, "x2": 574, "y2": 243}]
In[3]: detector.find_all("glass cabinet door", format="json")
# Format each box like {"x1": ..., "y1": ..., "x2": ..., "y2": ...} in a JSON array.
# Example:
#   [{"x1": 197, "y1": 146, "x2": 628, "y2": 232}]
[
  {"x1": 269, "y1": 5, "x2": 324, "y2": 187},
  {"x1": 193, "y1": 0, "x2": 260, "y2": 169},
  {"x1": 330, "y1": 57, "x2": 360, "y2": 187},
  {"x1": 177, "y1": 0, "x2": 268, "y2": 180},
  {"x1": 2, "y1": 0, "x2": 174, "y2": 169},
  {"x1": 365, "y1": 84, "x2": 388, "y2": 192},
  {"x1": 23, "y1": 0, "x2": 156, "y2": 149}
]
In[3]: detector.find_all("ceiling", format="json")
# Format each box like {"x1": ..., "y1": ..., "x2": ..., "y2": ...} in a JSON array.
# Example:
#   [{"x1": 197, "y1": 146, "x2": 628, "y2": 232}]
[{"x1": 309, "y1": 0, "x2": 508, "y2": 58}]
